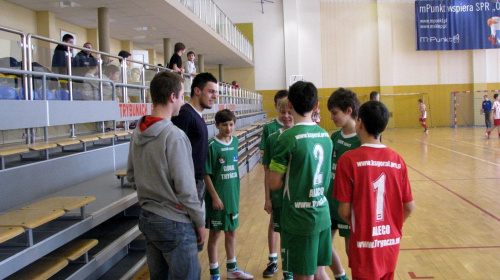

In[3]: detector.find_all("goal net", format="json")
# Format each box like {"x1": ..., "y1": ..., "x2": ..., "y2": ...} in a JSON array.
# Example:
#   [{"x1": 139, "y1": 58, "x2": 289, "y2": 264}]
[{"x1": 450, "y1": 90, "x2": 500, "y2": 128}]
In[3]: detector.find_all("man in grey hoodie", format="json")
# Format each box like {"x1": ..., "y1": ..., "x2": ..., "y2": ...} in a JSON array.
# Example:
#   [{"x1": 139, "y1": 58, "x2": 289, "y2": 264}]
[{"x1": 127, "y1": 71, "x2": 205, "y2": 279}]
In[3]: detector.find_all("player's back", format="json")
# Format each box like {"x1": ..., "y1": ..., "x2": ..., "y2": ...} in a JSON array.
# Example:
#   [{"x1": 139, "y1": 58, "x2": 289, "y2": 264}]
[{"x1": 274, "y1": 123, "x2": 332, "y2": 235}]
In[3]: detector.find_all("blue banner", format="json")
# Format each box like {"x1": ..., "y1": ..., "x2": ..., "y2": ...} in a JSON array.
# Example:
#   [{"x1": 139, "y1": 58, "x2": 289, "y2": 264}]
[{"x1": 416, "y1": 0, "x2": 500, "y2": 50}]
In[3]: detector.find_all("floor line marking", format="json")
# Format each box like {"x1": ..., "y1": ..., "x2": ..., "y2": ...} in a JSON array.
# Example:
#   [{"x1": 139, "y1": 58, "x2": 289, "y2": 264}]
[
  {"x1": 415, "y1": 139, "x2": 500, "y2": 167},
  {"x1": 448, "y1": 138, "x2": 500, "y2": 152},
  {"x1": 407, "y1": 164, "x2": 500, "y2": 222},
  {"x1": 401, "y1": 245, "x2": 500, "y2": 251}
]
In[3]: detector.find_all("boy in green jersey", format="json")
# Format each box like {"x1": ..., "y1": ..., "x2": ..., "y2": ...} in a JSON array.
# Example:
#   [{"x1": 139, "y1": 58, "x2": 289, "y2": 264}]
[
  {"x1": 262, "y1": 98, "x2": 294, "y2": 279},
  {"x1": 327, "y1": 88, "x2": 361, "y2": 280},
  {"x1": 261, "y1": 89, "x2": 288, "y2": 277},
  {"x1": 269, "y1": 81, "x2": 332, "y2": 280},
  {"x1": 205, "y1": 109, "x2": 253, "y2": 280}
]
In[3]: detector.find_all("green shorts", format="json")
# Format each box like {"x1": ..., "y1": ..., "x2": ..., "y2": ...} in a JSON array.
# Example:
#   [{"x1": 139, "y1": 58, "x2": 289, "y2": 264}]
[
  {"x1": 281, "y1": 228, "x2": 332, "y2": 275},
  {"x1": 330, "y1": 198, "x2": 350, "y2": 238},
  {"x1": 272, "y1": 207, "x2": 281, "y2": 233},
  {"x1": 206, "y1": 212, "x2": 239, "y2": 231}
]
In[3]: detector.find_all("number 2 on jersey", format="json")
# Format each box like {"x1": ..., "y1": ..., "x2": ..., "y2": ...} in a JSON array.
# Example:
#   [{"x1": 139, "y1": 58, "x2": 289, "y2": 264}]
[
  {"x1": 373, "y1": 173, "x2": 386, "y2": 221},
  {"x1": 313, "y1": 144, "x2": 324, "y2": 186}
]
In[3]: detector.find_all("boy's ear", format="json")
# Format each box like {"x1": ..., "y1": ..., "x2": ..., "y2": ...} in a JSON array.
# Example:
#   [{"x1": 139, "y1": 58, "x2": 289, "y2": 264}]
[
  {"x1": 287, "y1": 100, "x2": 293, "y2": 110},
  {"x1": 313, "y1": 101, "x2": 319, "y2": 111},
  {"x1": 346, "y1": 107, "x2": 353, "y2": 116},
  {"x1": 193, "y1": 87, "x2": 201, "y2": 97},
  {"x1": 168, "y1": 92, "x2": 176, "y2": 103}
]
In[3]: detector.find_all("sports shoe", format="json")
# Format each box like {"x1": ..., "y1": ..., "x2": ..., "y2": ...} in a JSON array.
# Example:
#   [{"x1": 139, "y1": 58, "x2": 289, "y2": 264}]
[
  {"x1": 227, "y1": 268, "x2": 254, "y2": 279},
  {"x1": 210, "y1": 275, "x2": 221, "y2": 280},
  {"x1": 262, "y1": 261, "x2": 278, "y2": 277},
  {"x1": 424, "y1": 129, "x2": 428, "y2": 133},
  {"x1": 335, "y1": 275, "x2": 349, "y2": 280}
]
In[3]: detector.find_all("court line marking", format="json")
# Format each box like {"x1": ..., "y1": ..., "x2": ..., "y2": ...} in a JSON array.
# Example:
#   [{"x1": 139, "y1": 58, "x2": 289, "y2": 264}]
[
  {"x1": 407, "y1": 164, "x2": 500, "y2": 223},
  {"x1": 415, "y1": 140, "x2": 500, "y2": 167},
  {"x1": 447, "y1": 138, "x2": 500, "y2": 152},
  {"x1": 401, "y1": 245, "x2": 500, "y2": 251}
]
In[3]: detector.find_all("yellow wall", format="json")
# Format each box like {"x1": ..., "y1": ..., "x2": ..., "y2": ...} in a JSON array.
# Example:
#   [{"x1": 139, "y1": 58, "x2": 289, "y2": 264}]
[
  {"x1": 0, "y1": 0, "x2": 37, "y2": 60},
  {"x1": 260, "y1": 84, "x2": 477, "y2": 132}
]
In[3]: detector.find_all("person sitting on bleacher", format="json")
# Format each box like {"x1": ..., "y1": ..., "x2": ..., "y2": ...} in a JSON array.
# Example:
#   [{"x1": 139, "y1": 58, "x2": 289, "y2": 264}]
[
  {"x1": 127, "y1": 71, "x2": 206, "y2": 279},
  {"x1": 81, "y1": 58, "x2": 112, "y2": 101}
]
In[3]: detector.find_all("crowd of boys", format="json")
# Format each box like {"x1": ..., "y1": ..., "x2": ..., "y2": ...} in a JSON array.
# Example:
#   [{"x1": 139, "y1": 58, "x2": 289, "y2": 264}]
[{"x1": 127, "y1": 68, "x2": 415, "y2": 280}]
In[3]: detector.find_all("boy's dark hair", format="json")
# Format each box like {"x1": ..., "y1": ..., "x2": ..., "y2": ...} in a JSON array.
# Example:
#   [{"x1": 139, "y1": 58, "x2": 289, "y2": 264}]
[
  {"x1": 149, "y1": 71, "x2": 184, "y2": 106},
  {"x1": 187, "y1": 51, "x2": 195, "y2": 56},
  {"x1": 358, "y1": 101, "x2": 389, "y2": 138},
  {"x1": 288, "y1": 81, "x2": 317, "y2": 116},
  {"x1": 494, "y1": 93, "x2": 499, "y2": 99},
  {"x1": 327, "y1": 88, "x2": 360, "y2": 119},
  {"x1": 118, "y1": 50, "x2": 131, "y2": 63},
  {"x1": 369, "y1": 91, "x2": 379, "y2": 101},
  {"x1": 215, "y1": 109, "x2": 237, "y2": 125},
  {"x1": 274, "y1": 90, "x2": 289, "y2": 105},
  {"x1": 191, "y1": 72, "x2": 217, "y2": 97},
  {"x1": 418, "y1": 98, "x2": 423, "y2": 103},
  {"x1": 62, "y1": 34, "x2": 74, "y2": 42},
  {"x1": 174, "y1": 42, "x2": 186, "y2": 53}
]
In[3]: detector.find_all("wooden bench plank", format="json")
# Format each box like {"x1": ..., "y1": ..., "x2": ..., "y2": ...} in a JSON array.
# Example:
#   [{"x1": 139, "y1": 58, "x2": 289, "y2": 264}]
[
  {"x1": 0, "y1": 226, "x2": 24, "y2": 244},
  {"x1": 116, "y1": 171, "x2": 126, "y2": 178},
  {"x1": 5, "y1": 258, "x2": 68, "y2": 280},
  {"x1": 55, "y1": 138, "x2": 81, "y2": 147},
  {"x1": 21, "y1": 196, "x2": 96, "y2": 211},
  {"x1": 44, "y1": 239, "x2": 98, "y2": 261},
  {"x1": 27, "y1": 142, "x2": 58, "y2": 151},
  {"x1": 76, "y1": 135, "x2": 100, "y2": 142},
  {"x1": 0, "y1": 208, "x2": 65, "y2": 229},
  {"x1": 132, "y1": 264, "x2": 150, "y2": 280},
  {"x1": 114, "y1": 130, "x2": 130, "y2": 137},
  {"x1": 238, "y1": 155, "x2": 248, "y2": 165},
  {"x1": 0, "y1": 145, "x2": 29, "y2": 156},
  {"x1": 94, "y1": 132, "x2": 117, "y2": 139}
]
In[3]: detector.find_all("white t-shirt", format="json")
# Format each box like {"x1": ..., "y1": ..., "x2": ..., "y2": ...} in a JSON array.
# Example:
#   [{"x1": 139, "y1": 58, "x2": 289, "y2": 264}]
[
  {"x1": 185, "y1": 60, "x2": 196, "y2": 75},
  {"x1": 493, "y1": 100, "x2": 500, "y2": 119}
]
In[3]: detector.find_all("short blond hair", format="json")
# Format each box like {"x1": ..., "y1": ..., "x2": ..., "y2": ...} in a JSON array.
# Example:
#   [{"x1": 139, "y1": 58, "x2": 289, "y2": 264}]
[{"x1": 277, "y1": 98, "x2": 288, "y2": 110}]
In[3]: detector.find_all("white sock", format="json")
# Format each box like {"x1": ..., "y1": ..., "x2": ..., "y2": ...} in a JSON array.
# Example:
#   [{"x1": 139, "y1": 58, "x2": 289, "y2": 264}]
[
  {"x1": 334, "y1": 270, "x2": 346, "y2": 278},
  {"x1": 269, "y1": 253, "x2": 278, "y2": 258},
  {"x1": 209, "y1": 262, "x2": 219, "y2": 270}
]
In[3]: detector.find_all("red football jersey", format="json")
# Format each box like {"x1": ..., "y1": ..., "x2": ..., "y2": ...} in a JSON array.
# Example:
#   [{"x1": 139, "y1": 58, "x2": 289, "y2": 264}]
[{"x1": 334, "y1": 144, "x2": 413, "y2": 278}]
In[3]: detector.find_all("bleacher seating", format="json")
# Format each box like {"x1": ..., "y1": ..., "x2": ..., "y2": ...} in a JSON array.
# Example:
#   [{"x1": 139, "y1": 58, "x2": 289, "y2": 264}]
[
  {"x1": 0, "y1": 24, "x2": 265, "y2": 279},
  {"x1": 0, "y1": 86, "x2": 19, "y2": 100}
]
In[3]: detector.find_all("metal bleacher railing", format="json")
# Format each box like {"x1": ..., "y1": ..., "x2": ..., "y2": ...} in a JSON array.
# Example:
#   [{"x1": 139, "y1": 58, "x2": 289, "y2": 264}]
[
  {"x1": 0, "y1": 25, "x2": 262, "y2": 144},
  {"x1": 178, "y1": 0, "x2": 254, "y2": 61}
]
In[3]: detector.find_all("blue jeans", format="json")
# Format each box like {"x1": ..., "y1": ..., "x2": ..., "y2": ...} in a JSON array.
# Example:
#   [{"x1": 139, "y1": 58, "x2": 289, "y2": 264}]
[{"x1": 138, "y1": 209, "x2": 201, "y2": 280}]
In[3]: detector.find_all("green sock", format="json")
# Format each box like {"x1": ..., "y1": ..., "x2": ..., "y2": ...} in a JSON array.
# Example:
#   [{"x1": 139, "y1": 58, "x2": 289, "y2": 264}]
[
  {"x1": 269, "y1": 256, "x2": 278, "y2": 262},
  {"x1": 210, "y1": 267, "x2": 220, "y2": 275},
  {"x1": 227, "y1": 261, "x2": 237, "y2": 270}
]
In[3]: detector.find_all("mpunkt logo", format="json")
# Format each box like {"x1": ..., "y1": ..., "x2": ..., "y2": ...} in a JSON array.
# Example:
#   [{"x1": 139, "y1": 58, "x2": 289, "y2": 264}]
[{"x1": 420, "y1": 34, "x2": 460, "y2": 43}]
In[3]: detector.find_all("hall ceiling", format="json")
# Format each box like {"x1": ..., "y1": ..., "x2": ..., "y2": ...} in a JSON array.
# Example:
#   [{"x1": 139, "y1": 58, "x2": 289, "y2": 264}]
[{"x1": 7, "y1": 0, "x2": 253, "y2": 68}]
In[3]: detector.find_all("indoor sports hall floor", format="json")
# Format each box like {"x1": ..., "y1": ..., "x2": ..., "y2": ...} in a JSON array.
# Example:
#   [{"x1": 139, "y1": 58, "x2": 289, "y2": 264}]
[{"x1": 197, "y1": 127, "x2": 500, "y2": 280}]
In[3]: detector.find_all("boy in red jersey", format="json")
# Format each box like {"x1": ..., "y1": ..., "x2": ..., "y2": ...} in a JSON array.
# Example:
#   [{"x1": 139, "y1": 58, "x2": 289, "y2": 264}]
[
  {"x1": 418, "y1": 99, "x2": 428, "y2": 133},
  {"x1": 334, "y1": 101, "x2": 415, "y2": 280}
]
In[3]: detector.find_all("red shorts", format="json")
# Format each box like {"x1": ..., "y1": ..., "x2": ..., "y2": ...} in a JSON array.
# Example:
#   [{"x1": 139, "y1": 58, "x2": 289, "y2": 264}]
[
  {"x1": 354, "y1": 271, "x2": 394, "y2": 280},
  {"x1": 494, "y1": 119, "x2": 500, "y2": 126},
  {"x1": 419, "y1": 117, "x2": 426, "y2": 123}
]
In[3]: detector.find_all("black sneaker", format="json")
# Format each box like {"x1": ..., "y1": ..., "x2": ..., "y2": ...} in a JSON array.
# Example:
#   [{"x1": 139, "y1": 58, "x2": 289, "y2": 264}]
[{"x1": 263, "y1": 261, "x2": 278, "y2": 278}]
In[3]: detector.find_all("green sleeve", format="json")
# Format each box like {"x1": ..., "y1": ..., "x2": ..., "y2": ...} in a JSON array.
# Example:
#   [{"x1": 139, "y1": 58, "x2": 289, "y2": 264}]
[{"x1": 269, "y1": 133, "x2": 290, "y2": 174}]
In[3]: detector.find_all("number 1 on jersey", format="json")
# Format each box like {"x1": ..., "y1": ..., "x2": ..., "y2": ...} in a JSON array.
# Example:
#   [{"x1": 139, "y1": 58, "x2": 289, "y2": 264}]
[{"x1": 373, "y1": 173, "x2": 386, "y2": 221}]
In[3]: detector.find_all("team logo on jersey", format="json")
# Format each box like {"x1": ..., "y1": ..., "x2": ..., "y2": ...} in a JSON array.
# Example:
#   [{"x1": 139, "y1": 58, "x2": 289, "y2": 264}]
[
  {"x1": 233, "y1": 155, "x2": 238, "y2": 162},
  {"x1": 333, "y1": 149, "x2": 337, "y2": 158},
  {"x1": 218, "y1": 157, "x2": 225, "y2": 164}
]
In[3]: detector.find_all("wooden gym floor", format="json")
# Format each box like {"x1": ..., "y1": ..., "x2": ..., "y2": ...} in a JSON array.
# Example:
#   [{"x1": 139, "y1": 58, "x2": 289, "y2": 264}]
[{"x1": 140, "y1": 127, "x2": 500, "y2": 279}]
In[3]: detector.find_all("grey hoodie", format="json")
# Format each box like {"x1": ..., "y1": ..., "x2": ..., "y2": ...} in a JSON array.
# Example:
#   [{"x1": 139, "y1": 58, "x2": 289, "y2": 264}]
[{"x1": 127, "y1": 117, "x2": 205, "y2": 228}]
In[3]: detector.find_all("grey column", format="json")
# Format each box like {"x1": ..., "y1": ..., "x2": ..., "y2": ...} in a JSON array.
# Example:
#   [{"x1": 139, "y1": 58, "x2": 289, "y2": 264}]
[
  {"x1": 98, "y1": 7, "x2": 110, "y2": 54},
  {"x1": 163, "y1": 38, "x2": 171, "y2": 67},
  {"x1": 198, "y1": 54, "x2": 204, "y2": 73},
  {"x1": 218, "y1": 64, "x2": 224, "y2": 83}
]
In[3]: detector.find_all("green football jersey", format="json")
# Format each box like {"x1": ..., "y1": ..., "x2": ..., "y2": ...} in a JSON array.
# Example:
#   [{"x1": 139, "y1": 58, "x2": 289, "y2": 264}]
[
  {"x1": 327, "y1": 129, "x2": 361, "y2": 219},
  {"x1": 270, "y1": 123, "x2": 332, "y2": 235},
  {"x1": 263, "y1": 128, "x2": 284, "y2": 208},
  {"x1": 205, "y1": 136, "x2": 240, "y2": 216},
  {"x1": 259, "y1": 118, "x2": 284, "y2": 150}
]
